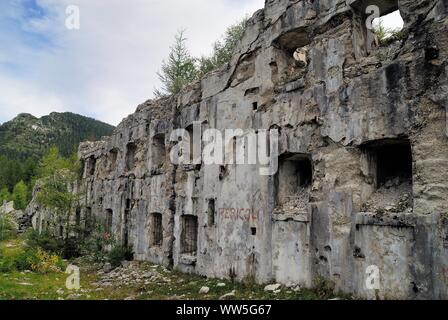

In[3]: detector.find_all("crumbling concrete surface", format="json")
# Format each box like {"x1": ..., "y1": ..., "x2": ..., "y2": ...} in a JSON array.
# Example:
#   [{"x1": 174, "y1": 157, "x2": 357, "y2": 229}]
[{"x1": 33, "y1": 0, "x2": 448, "y2": 299}]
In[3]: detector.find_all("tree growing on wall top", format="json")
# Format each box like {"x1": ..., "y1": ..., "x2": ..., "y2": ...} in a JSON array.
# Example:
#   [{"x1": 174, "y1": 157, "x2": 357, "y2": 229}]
[
  {"x1": 198, "y1": 18, "x2": 248, "y2": 77},
  {"x1": 155, "y1": 30, "x2": 199, "y2": 97},
  {"x1": 154, "y1": 18, "x2": 248, "y2": 97}
]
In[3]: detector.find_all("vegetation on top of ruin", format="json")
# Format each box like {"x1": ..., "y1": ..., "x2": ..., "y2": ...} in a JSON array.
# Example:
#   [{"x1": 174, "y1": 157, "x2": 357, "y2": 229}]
[
  {"x1": 373, "y1": 19, "x2": 405, "y2": 46},
  {"x1": 154, "y1": 18, "x2": 248, "y2": 97}
]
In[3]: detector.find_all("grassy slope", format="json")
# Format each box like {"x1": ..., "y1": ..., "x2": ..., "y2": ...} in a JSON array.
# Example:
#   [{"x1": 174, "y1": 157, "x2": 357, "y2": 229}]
[{"x1": 0, "y1": 237, "x2": 339, "y2": 300}]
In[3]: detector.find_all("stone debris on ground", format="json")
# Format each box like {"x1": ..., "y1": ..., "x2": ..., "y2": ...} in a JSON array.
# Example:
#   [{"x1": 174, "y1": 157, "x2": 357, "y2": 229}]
[
  {"x1": 102, "y1": 262, "x2": 113, "y2": 273},
  {"x1": 219, "y1": 290, "x2": 236, "y2": 300},
  {"x1": 362, "y1": 180, "x2": 413, "y2": 214},
  {"x1": 93, "y1": 262, "x2": 163, "y2": 288},
  {"x1": 199, "y1": 286, "x2": 210, "y2": 294},
  {"x1": 264, "y1": 283, "x2": 281, "y2": 292},
  {"x1": 273, "y1": 188, "x2": 310, "y2": 215}
]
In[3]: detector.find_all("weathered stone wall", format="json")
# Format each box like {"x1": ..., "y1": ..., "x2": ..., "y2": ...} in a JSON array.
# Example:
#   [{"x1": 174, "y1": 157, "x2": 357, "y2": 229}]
[
  {"x1": 76, "y1": 0, "x2": 448, "y2": 299},
  {"x1": 0, "y1": 201, "x2": 14, "y2": 215}
]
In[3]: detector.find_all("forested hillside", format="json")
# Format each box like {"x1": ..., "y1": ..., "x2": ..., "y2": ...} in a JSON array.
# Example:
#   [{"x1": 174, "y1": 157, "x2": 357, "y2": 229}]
[
  {"x1": 0, "y1": 112, "x2": 114, "y2": 160},
  {"x1": 0, "y1": 112, "x2": 114, "y2": 209}
]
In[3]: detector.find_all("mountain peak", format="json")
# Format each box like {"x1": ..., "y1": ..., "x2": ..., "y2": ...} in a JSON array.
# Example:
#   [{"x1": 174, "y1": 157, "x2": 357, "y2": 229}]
[
  {"x1": 0, "y1": 112, "x2": 115, "y2": 160},
  {"x1": 15, "y1": 113, "x2": 37, "y2": 120}
]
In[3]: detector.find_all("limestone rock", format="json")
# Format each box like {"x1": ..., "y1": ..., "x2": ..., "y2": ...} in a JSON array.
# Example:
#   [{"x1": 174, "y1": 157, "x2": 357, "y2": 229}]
[
  {"x1": 102, "y1": 263, "x2": 113, "y2": 273},
  {"x1": 199, "y1": 286, "x2": 210, "y2": 295},
  {"x1": 264, "y1": 284, "x2": 281, "y2": 292},
  {"x1": 219, "y1": 290, "x2": 236, "y2": 300}
]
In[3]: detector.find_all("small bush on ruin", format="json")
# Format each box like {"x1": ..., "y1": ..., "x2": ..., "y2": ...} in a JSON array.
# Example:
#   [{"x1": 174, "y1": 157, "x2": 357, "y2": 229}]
[
  {"x1": 79, "y1": 223, "x2": 116, "y2": 262},
  {"x1": 107, "y1": 245, "x2": 134, "y2": 268},
  {"x1": 313, "y1": 276, "x2": 336, "y2": 299},
  {"x1": 373, "y1": 20, "x2": 404, "y2": 46}
]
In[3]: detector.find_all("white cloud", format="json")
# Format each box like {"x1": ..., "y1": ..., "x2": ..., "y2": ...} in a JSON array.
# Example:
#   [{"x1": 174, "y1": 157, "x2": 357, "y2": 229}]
[
  {"x1": 0, "y1": 0, "x2": 265, "y2": 125},
  {"x1": 0, "y1": 74, "x2": 66, "y2": 120},
  {"x1": 1, "y1": 1, "x2": 407, "y2": 126}
]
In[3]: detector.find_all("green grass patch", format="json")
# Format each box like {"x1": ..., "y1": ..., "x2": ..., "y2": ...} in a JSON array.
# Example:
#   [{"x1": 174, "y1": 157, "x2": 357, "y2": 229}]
[{"x1": 1, "y1": 236, "x2": 346, "y2": 300}]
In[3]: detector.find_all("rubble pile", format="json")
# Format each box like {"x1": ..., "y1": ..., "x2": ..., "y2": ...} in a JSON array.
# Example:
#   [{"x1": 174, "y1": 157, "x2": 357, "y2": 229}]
[
  {"x1": 362, "y1": 180, "x2": 413, "y2": 214},
  {"x1": 274, "y1": 188, "x2": 310, "y2": 215}
]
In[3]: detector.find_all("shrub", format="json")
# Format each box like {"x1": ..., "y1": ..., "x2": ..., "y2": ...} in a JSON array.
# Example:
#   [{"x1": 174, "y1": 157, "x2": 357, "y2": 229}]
[
  {"x1": 14, "y1": 248, "x2": 39, "y2": 271},
  {"x1": 0, "y1": 249, "x2": 15, "y2": 273},
  {"x1": 80, "y1": 224, "x2": 116, "y2": 262},
  {"x1": 313, "y1": 276, "x2": 336, "y2": 299},
  {"x1": 14, "y1": 248, "x2": 65, "y2": 273},
  {"x1": 373, "y1": 20, "x2": 404, "y2": 46},
  {"x1": 0, "y1": 257, "x2": 15, "y2": 273},
  {"x1": 31, "y1": 248, "x2": 65, "y2": 273},
  {"x1": 0, "y1": 215, "x2": 16, "y2": 241},
  {"x1": 107, "y1": 245, "x2": 134, "y2": 268},
  {"x1": 24, "y1": 230, "x2": 64, "y2": 255},
  {"x1": 61, "y1": 237, "x2": 82, "y2": 259}
]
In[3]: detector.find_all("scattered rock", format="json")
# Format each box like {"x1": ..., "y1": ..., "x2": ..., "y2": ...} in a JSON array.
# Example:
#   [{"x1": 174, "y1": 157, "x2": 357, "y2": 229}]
[
  {"x1": 264, "y1": 283, "x2": 281, "y2": 292},
  {"x1": 273, "y1": 188, "x2": 310, "y2": 215},
  {"x1": 67, "y1": 294, "x2": 82, "y2": 300},
  {"x1": 219, "y1": 290, "x2": 236, "y2": 300},
  {"x1": 217, "y1": 282, "x2": 226, "y2": 287},
  {"x1": 103, "y1": 263, "x2": 113, "y2": 273},
  {"x1": 199, "y1": 286, "x2": 210, "y2": 294},
  {"x1": 363, "y1": 181, "x2": 413, "y2": 214},
  {"x1": 121, "y1": 261, "x2": 130, "y2": 268},
  {"x1": 101, "y1": 281, "x2": 113, "y2": 287},
  {"x1": 56, "y1": 288, "x2": 64, "y2": 295}
]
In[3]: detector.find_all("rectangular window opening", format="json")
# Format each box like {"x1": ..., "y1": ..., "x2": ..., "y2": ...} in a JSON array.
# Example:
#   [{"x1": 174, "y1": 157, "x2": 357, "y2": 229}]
[
  {"x1": 362, "y1": 139, "x2": 413, "y2": 213},
  {"x1": 150, "y1": 213, "x2": 163, "y2": 247},
  {"x1": 151, "y1": 134, "x2": 166, "y2": 170},
  {"x1": 251, "y1": 227, "x2": 257, "y2": 236},
  {"x1": 105, "y1": 209, "x2": 113, "y2": 234},
  {"x1": 181, "y1": 215, "x2": 198, "y2": 255},
  {"x1": 274, "y1": 154, "x2": 313, "y2": 214},
  {"x1": 126, "y1": 143, "x2": 137, "y2": 172},
  {"x1": 207, "y1": 199, "x2": 216, "y2": 226}
]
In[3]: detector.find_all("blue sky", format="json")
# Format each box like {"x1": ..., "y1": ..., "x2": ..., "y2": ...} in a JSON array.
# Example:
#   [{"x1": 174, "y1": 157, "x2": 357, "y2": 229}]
[
  {"x1": 0, "y1": 0, "x2": 265, "y2": 125},
  {"x1": 0, "y1": 0, "x2": 403, "y2": 126}
]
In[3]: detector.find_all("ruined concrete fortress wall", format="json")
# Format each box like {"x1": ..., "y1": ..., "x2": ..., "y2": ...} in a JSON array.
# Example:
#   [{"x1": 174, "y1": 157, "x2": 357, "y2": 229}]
[{"x1": 77, "y1": 0, "x2": 448, "y2": 299}]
